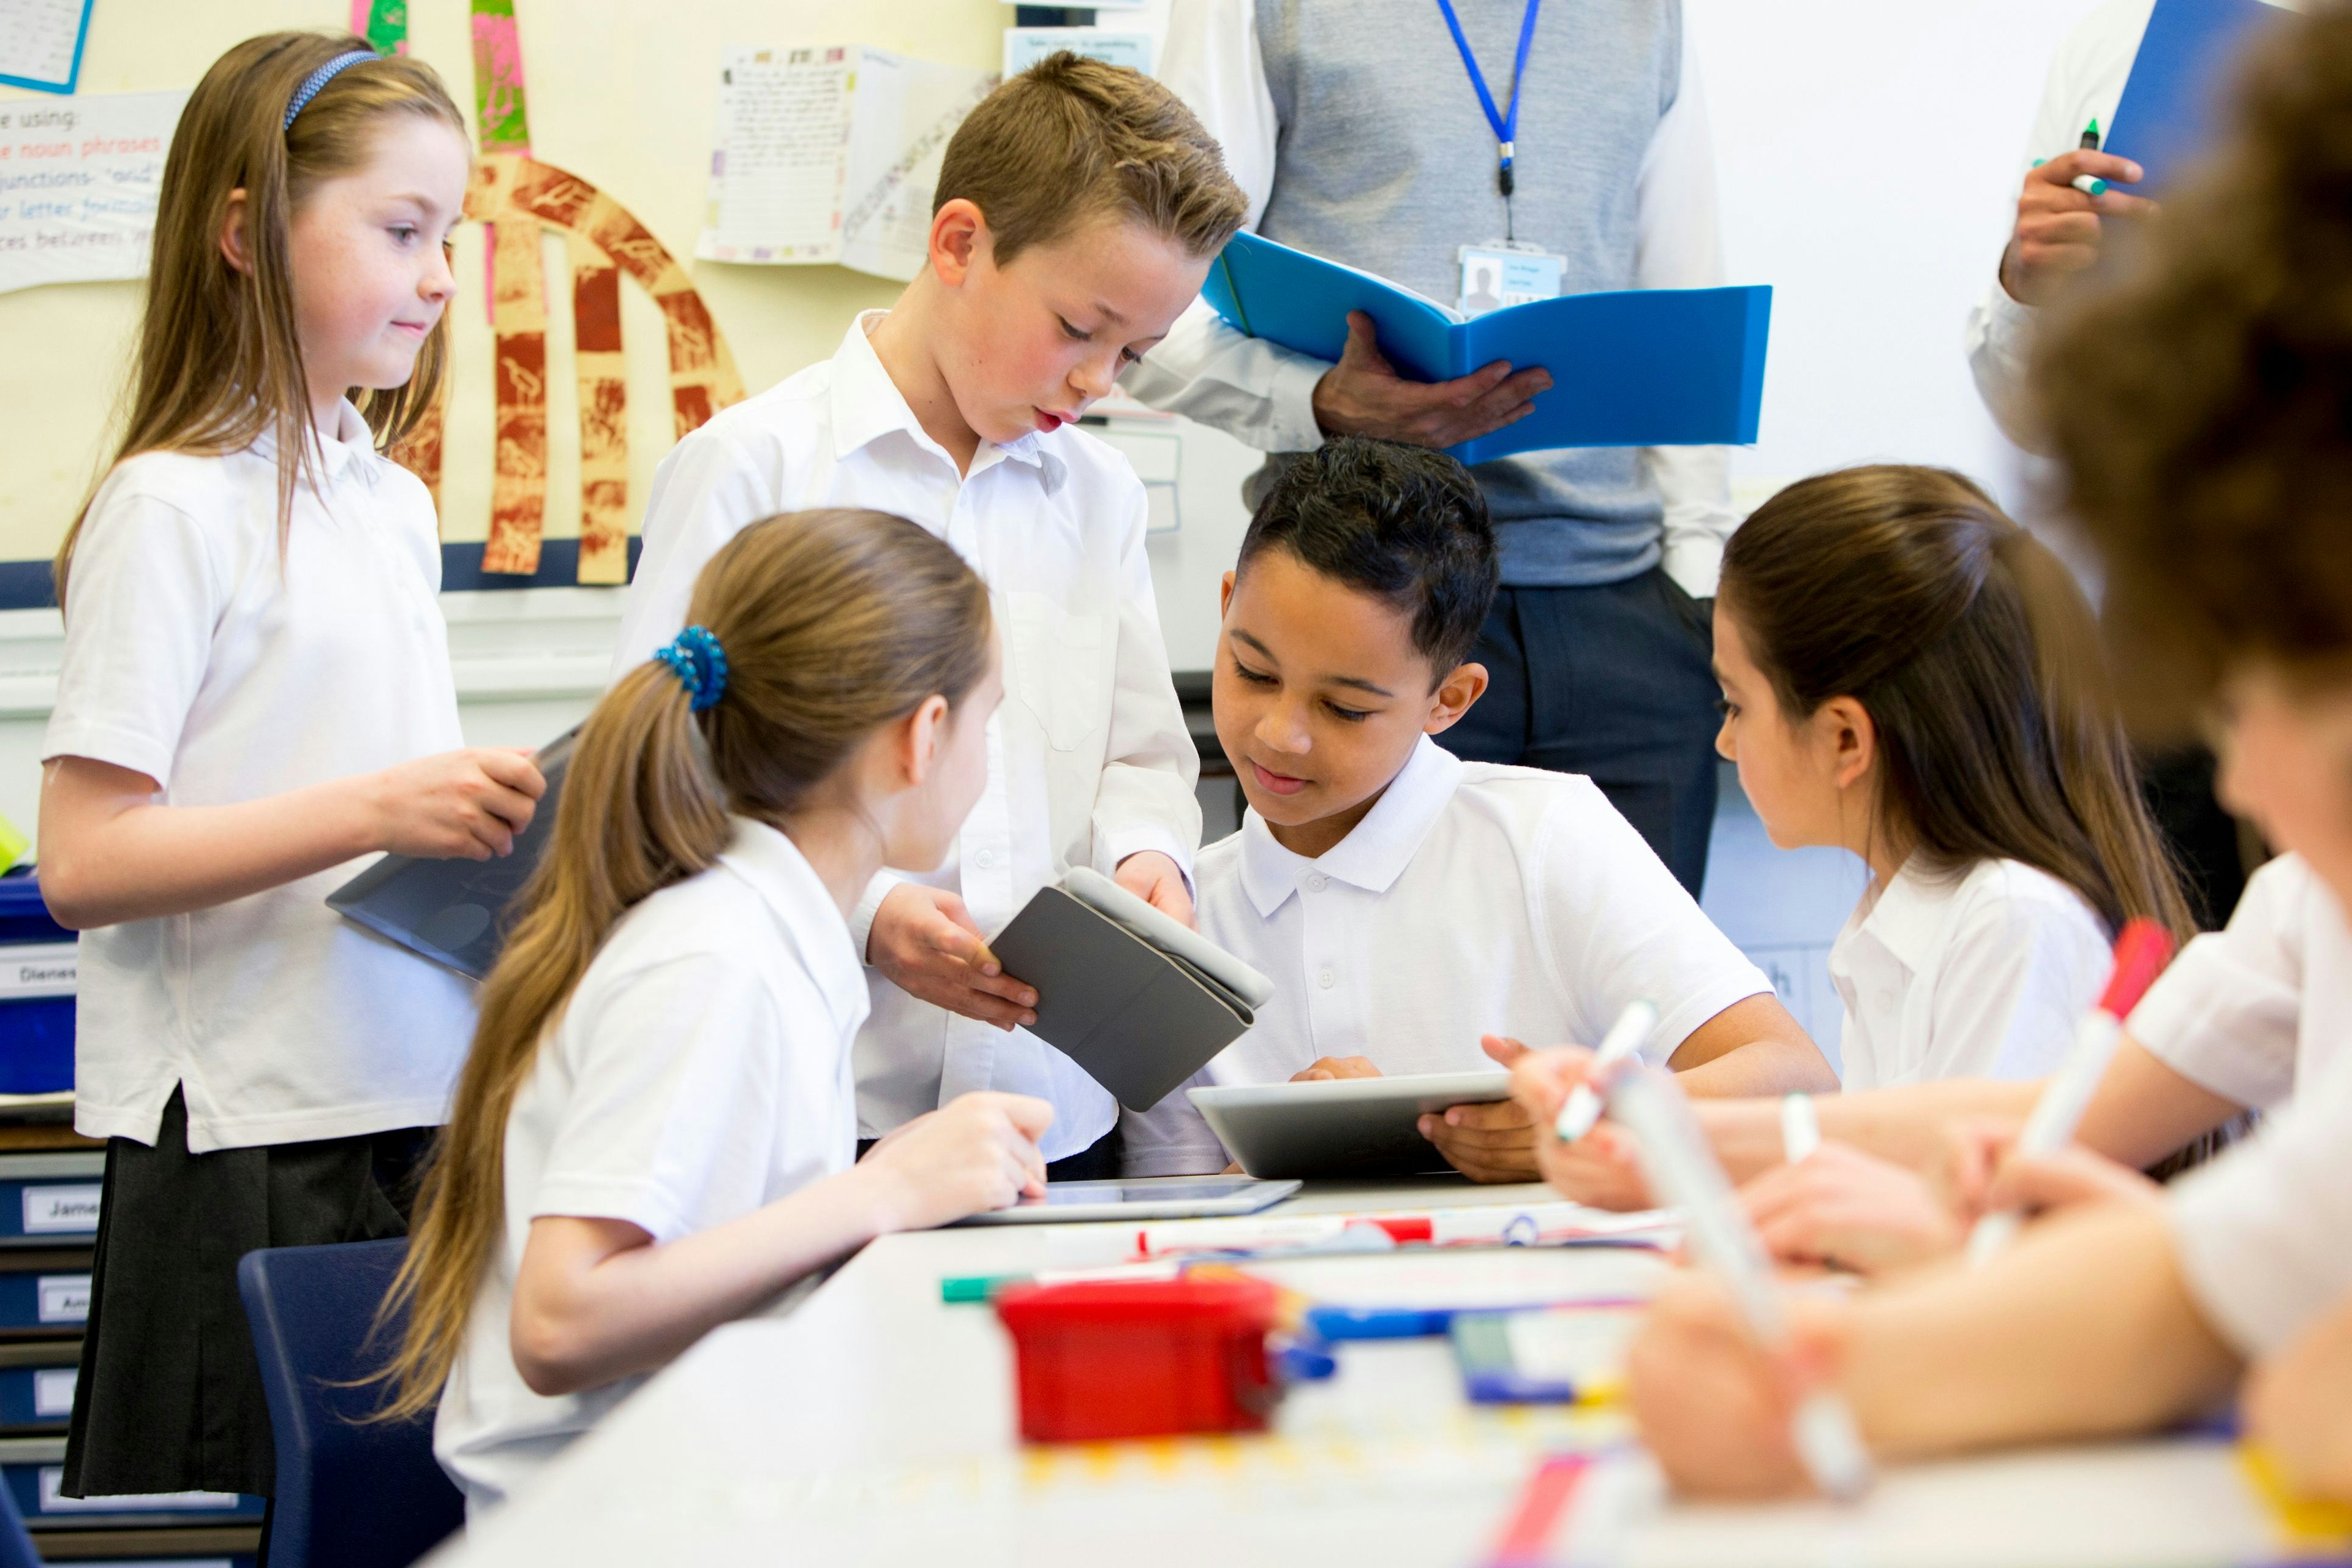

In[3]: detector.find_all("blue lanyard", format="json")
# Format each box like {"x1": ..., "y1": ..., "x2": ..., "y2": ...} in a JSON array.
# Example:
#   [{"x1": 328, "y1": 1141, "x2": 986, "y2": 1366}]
[{"x1": 1434, "y1": 0, "x2": 1543, "y2": 198}]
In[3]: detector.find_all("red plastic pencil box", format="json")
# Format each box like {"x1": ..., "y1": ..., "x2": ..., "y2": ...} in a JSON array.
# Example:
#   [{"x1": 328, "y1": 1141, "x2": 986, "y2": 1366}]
[{"x1": 994, "y1": 1275, "x2": 1280, "y2": 1442}]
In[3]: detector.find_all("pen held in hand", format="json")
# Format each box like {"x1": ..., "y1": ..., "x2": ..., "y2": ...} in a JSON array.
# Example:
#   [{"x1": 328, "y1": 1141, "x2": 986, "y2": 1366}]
[{"x1": 1552, "y1": 998, "x2": 1657, "y2": 1143}]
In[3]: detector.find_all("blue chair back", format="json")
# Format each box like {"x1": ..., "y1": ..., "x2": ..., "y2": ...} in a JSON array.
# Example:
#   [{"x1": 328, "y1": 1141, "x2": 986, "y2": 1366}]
[
  {"x1": 236, "y1": 1238, "x2": 464, "y2": 1568},
  {"x1": 0, "y1": 1472, "x2": 37, "y2": 1568}
]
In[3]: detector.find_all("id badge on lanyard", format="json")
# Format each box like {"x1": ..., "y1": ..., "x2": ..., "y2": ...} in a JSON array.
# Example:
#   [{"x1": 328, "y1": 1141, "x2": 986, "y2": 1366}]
[{"x1": 1458, "y1": 241, "x2": 1566, "y2": 317}]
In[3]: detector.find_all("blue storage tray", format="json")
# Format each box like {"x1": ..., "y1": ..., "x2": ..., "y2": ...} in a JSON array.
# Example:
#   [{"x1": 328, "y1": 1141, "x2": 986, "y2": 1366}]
[
  {"x1": 0, "y1": 1359, "x2": 74, "y2": 1429},
  {"x1": 0, "y1": 1439, "x2": 263, "y2": 1529},
  {"x1": 0, "y1": 1261, "x2": 88, "y2": 1333},
  {"x1": 0, "y1": 872, "x2": 74, "y2": 1096},
  {"x1": 0, "y1": 1154, "x2": 102, "y2": 1248}
]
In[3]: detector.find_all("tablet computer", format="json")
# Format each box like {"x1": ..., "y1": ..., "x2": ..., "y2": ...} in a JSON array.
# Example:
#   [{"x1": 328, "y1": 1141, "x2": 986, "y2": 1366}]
[
  {"x1": 953, "y1": 1175, "x2": 1301, "y2": 1226},
  {"x1": 1189, "y1": 1070, "x2": 1516, "y2": 1180},
  {"x1": 325, "y1": 727, "x2": 576, "y2": 981}
]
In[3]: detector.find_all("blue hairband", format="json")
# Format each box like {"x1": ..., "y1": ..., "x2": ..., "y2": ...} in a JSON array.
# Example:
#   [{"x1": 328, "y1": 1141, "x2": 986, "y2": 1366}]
[
  {"x1": 654, "y1": 626, "x2": 729, "y2": 712},
  {"x1": 283, "y1": 50, "x2": 377, "y2": 132}
]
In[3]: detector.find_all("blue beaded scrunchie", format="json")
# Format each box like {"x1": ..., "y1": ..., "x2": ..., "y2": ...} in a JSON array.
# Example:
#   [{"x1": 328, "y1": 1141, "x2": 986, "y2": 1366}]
[
  {"x1": 653, "y1": 625, "x2": 729, "y2": 712},
  {"x1": 283, "y1": 51, "x2": 377, "y2": 132}
]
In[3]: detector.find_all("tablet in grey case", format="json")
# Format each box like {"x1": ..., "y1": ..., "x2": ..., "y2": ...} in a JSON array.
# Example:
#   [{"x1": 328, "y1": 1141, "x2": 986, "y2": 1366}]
[
  {"x1": 1189, "y1": 1070, "x2": 1517, "y2": 1180},
  {"x1": 986, "y1": 869, "x2": 1274, "y2": 1113},
  {"x1": 955, "y1": 1175, "x2": 1302, "y2": 1226},
  {"x1": 325, "y1": 728, "x2": 576, "y2": 981}
]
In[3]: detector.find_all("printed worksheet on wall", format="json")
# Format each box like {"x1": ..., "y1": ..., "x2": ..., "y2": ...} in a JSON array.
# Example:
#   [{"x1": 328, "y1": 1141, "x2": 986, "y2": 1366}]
[
  {"x1": 0, "y1": 0, "x2": 94, "y2": 94},
  {"x1": 697, "y1": 44, "x2": 993, "y2": 283}
]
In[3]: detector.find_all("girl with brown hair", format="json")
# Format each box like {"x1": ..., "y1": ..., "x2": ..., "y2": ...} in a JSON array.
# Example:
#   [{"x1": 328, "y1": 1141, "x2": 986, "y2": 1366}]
[
  {"x1": 1711, "y1": 464, "x2": 2191, "y2": 1093},
  {"x1": 35, "y1": 34, "x2": 545, "y2": 1504},
  {"x1": 387, "y1": 509, "x2": 1051, "y2": 1515}
]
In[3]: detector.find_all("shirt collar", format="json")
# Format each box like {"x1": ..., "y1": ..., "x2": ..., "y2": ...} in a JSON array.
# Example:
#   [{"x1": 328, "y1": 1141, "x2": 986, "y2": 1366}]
[
  {"x1": 1848, "y1": 854, "x2": 1972, "y2": 978},
  {"x1": 716, "y1": 817, "x2": 867, "y2": 1030},
  {"x1": 1235, "y1": 735, "x2": 1465, "y2": 917},
  {"x1": 826, "y1": 310, "x2": 1058, "y2": 481},
  {"x1": 247, "y1": 399, "x2": 380, "y2": 488}
]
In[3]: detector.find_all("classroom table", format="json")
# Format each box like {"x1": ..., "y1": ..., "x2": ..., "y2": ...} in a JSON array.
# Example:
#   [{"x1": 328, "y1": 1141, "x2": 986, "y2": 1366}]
[{"x1": 429, "y1": 1179, "x2": 2301, "y2": 1568}]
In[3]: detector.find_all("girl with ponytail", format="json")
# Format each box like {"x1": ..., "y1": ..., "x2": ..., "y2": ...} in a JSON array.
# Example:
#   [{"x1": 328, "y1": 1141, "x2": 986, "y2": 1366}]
[
  {"x1": 1713, "y1": 465, "x2": 2190, "y2": 1091},
  {"x1": 386, "y1": 508, "x2": 1052, "y2": 1515}
]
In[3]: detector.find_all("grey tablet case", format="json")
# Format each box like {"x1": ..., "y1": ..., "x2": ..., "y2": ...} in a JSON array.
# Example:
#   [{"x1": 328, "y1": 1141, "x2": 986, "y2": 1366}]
[
  {"x1": 325, "y1": 728, "x2": 575, "y2": 981},
  {"x1": 1189, "y1": 1070, "x2": 1518, "y2": 1180},
  {"x1": 987, "y1": 872, "x2": 1274, "y2": 1113}
]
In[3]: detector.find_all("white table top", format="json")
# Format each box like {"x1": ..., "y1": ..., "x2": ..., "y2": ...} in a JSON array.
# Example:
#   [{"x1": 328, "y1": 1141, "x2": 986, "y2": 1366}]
[{"x1": 432, "y1": 1180, "x2": 2291, "y2": 1568}]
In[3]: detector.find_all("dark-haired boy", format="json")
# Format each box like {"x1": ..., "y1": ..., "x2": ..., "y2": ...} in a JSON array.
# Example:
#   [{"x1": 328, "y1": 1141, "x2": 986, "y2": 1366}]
[
  {"x1": 1126, "y1": 439, "x2": 1834, "y2": 1182},
  {"x1": 614, "y1": 56, "x2": 1248, "y2": 1175}
]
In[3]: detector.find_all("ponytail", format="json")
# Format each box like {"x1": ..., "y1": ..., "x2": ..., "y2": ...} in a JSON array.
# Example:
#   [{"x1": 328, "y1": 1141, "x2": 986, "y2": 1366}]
[
  {"x1": 1721, "y1": 466, "x2": 2195, "y2": 946},
  {"x1": 377, "y1": 509, "x2": 992, "y2": 1419}
]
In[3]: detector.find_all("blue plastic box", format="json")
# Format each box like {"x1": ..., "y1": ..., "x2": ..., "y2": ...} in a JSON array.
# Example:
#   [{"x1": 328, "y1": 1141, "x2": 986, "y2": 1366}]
[{"x1": 0, "y1": 873, "x2": 73, "y2": 1096}]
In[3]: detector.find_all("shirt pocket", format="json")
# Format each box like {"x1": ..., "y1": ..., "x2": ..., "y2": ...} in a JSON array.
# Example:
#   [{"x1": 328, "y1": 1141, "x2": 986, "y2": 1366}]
[{"x1": 1007, "y1": 592, "x2": 1114, "y2": 753}]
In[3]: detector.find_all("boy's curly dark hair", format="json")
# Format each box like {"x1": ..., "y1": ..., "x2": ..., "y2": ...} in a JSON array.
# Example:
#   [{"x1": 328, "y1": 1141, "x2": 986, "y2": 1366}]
[
  {"x1": 1238, "y1": 437, "x2": 1500, "y2": 679},
  {"x1": 2034, "y1": 2, "x2": 2352, "y2": 722}
]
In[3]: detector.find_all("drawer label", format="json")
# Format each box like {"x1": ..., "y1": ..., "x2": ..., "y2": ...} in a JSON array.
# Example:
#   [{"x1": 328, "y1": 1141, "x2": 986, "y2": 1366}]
[
  {"x1": 31, "y1": 1366, "x2": 73, "y2": 1417},
  {"x1": 37, "y1": 1466, "x2": 238, "y2": 1512},
  {"x1": 0, "y1": 943, "x2": 75, "y2": 1000},
  {"x1": 21, "y1": 1184, "x2": 99, "y2": 1235},
  {"x1": 36, "y1": 1274, "x2": 89, "y2": 1324}
]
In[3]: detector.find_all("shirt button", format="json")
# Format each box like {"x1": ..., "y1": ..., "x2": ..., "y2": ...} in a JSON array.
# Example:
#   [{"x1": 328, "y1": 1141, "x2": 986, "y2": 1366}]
[
  {"x1": 1317, "y1": 967, "x2": 1336, "y2": 990},
  {"x1": 974, "y1": 849, "x2": 995, "y2": 869},
  {"x1": 1306, "y1": 874, "x2": 1329, "y2": 893}
]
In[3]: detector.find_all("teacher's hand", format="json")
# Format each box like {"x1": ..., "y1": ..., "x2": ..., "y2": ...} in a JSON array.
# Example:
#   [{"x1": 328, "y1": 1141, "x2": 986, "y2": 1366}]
[{"x1": 1311, "y1": 311, "x2": 1550, "y2": 449}]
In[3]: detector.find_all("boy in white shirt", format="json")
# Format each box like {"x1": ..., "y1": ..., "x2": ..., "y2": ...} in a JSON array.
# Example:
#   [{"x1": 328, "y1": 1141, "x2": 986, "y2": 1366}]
[
  {"x1": 1125, "y1": 439, "x2": 1835, "y2": 1181},
  {"x1": 611, "y1": 56, "x2": 1247, "y2": 1174}
]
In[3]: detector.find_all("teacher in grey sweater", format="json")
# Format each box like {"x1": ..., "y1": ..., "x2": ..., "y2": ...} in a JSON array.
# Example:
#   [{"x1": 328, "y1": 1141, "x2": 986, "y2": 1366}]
[{"x1": 1123, "y1": 0, "x2": 1735, "y2": 894}]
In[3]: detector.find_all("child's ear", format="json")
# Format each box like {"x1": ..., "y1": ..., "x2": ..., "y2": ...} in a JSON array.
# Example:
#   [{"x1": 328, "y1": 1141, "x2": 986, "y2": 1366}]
[
  {"x1": 1218, "y1": 570, "x2": 1237, "y2": 619},
  {"x1": 1822, "y1": 696, "x2": 1877, "y2": 791},
  {"x1": 899, "y1": 694, "x2": 952, "y2": 787},
  {"x1": 929, "y1": 199, "x2": 987, "y2": 288},
  {"x1": 1423, "y1": 662, "x2": 1490, "y2": 736},
  {"x1": 219, "y1": 188, "x2": 253, "y2": 276}
]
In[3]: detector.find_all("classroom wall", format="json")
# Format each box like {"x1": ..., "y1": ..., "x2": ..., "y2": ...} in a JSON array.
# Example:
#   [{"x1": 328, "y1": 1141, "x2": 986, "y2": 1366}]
[{"x1": 0, "y1": 0, "x2": 2100, "y2": 1049}]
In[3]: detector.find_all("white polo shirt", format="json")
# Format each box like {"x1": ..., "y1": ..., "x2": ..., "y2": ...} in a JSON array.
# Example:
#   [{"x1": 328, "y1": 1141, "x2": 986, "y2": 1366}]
[
  {"x1": 1827, "y1": 856, "x2": 2113, "y2": 1091},
  {"x1": 1123, "y1": 737, "x2": 1775, "y2": 1174},
  {"x1": 2126, "y1": 853, "x2": 2348, "y2": 1111},
  {"x1": 2169, "y1": 1038, "x2": 2352, "y2": 1361},
  {"x1": 435, "y1": 820, "x2": 867, "y2": 1515},
  {"x1": 612, "y1": 314, "x2": 1199, "y2": 1163},
  {"x1": 44, "y1": 402, "x2": 475, "y2": 1153}
]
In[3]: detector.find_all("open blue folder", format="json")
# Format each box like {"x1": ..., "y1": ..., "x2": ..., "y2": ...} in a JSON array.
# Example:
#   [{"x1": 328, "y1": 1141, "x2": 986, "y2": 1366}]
[
  {"x1": 2103, "y1": 0, "x2": 2288, "y2": 194},
  {"x1": 1200, "y1": 230, "x2": 1771, "y2": 466}
]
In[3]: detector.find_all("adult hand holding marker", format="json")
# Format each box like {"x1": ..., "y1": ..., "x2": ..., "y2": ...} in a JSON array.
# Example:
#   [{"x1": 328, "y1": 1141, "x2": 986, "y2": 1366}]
[{"x1": 2000, "y1": 130, "x2": 2156, "y2": 308}]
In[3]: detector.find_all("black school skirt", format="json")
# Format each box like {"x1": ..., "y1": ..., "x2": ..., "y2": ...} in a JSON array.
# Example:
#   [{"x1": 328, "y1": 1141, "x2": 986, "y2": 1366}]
[{"x1": 61, "y1": 1087, "x2": 431, "y2": 1499}]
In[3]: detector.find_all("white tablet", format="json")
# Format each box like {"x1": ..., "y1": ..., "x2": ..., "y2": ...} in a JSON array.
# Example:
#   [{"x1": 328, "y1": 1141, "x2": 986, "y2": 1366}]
[
  {"x1": 954, "y1": 1175, "x2": 1302, "y2": 1226},
  {"x1": 1189, "y1": 1071, "x2": 1516, "y2": 1180}
]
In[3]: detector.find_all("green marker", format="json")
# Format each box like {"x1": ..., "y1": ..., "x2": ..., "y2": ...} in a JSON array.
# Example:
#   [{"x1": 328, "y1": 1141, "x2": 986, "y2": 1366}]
[
  {"x1": 941, "y1": 1273, "x2": 1030, "y2": 1304},
  {"x1": 2073, "y1": 119, "x2": 2109, "y2": 195}
]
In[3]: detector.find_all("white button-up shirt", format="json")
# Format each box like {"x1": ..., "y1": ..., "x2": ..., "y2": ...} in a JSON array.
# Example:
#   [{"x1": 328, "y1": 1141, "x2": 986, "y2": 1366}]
[
  {"x1": 1118, "y1": 0, "x2": 1738, "y2": 597},
  {"x1": 45, "y1": 401, "x2": 475, "y2": 1153},
  {"x1": 2127, "y1": 852, "x2": 2350, "y2": 1111},
  {"x1": 1123, "y1": 737, "x2": 1773, "y2": 1174},
  {"x1": 436, "y1": 820, "x2": 867, "y2": 1515},
  {"x1": 612, "y1": 315, "x2": 1200, "y2": 1160},
  {"x1": 1827, "y1": 855, "x2": 2112, "y2": 1091}
]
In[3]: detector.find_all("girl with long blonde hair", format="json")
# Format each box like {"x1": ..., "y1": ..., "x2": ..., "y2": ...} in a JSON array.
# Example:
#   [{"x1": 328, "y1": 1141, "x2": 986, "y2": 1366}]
[
  {"x1": 389, "y1": 509, "x2": 1051, "y2": 1515},
  {"x1": 38, "y1": 33, "x2": 545, "y2": 1502}
]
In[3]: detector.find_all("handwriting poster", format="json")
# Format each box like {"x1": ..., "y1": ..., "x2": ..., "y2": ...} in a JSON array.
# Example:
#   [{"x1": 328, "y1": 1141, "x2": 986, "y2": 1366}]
[{"x1": 0, "y1": 91, "x2": 187, "y2": 294}]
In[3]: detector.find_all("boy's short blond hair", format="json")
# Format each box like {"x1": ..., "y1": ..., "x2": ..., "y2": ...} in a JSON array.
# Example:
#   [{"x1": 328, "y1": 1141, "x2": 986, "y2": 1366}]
[{"x1": 935, "y1": 51, "x2": 1247, "y2": 266}]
